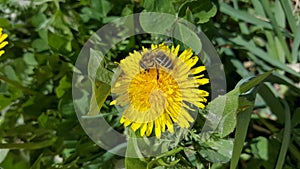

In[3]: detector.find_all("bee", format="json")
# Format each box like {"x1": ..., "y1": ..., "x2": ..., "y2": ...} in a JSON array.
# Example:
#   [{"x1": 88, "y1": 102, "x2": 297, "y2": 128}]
[{"x1": 139, "y1": 49, "x2": 174, "y2": 79}]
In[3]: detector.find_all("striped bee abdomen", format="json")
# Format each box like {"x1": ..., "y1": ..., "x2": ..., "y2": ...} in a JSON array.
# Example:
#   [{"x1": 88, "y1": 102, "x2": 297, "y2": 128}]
[{"x1": 155, "y1": 51, "x2": 174, "y2": 69}]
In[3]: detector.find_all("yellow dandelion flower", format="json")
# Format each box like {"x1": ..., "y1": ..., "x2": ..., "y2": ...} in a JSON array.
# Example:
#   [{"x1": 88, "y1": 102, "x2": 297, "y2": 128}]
[
  {"x1": 111, "y1": 43, "x2": 209, "y2": 138},
  {"x1": 0, "y1": 28, "x2": 8, "y2": 57}
]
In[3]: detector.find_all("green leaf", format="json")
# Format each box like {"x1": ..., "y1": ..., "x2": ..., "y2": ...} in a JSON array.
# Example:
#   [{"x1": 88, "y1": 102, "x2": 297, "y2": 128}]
[
  {"x1": 31, "y1": 13, "x2": 47, "y2": 28},
  {"x1": 172, "y1": 20, "x2": 202, "y2": 53},
  {"x1": 122, "y1": 4, "x2": 133, "y2": 16},
  {"x1": 125, "y1": 131, "x2": 148, "y2": 169},
  {"x1": 292, "y1": 108, "x2": 300, "y2": 127},
  {"x1": 139, "y1": 12, "x2": 176, "y2": 36},
  {"x1": 32, "y1": 38, "x2": 49, "y2": 52},
  {"x1": 58, "y1": 93, "x2": 76, "y2": 118},
  {"x1": 251, "y1": 137, "x2": 269, "y2": 160},
  {"x1": 142, "y1": 0, "x2": 175, "y2": 14},
  {"x1": 206, "y1": 94, "x2": 238, "y2": 138},
  {"x1": 86, "y1": 49, "x2": 113, "y2": 116},
  {"x1": 55, "y1": 75, "x2": 71, "y2": 98},
  {"x1": 0, "y1": 138, "x2": 57, "y2": 149},
  {"x1": 155, "y1": 158, "x2": 180, "y2": 168},
  {"x1": 147, "y1": 147, "x2": 183, "y2": 168},
  {"x1": 37, "y1": 113, "x2": 48, "y2": 128},
  {"x1": 4, "y1": 65, "x2": 19, "y2": 82},
  {"x1": 178, "y1": 0, "x2": 217, "y2": 24},
  {"x1": 0, "y1": 149, "x2": 9, "y2": 163},
  {"x1": 0, "y1": 151, "x2": 30, "y2": 169},
  {"x1": 205, "y1": 71, "x2": 272, "y2": 138},
  {"x1": 87, "y1": 81, "x2": 111, "y2": 116},
  {"x1": 91, "y1": 0, "x2": 112, "y2": 17},
  {"x1": 199, "y1": 139, "x2": 233, "y2": 163},
  {"x1": 23, "y1": 53, "x2": 38, "y2": 66},
  {"x1": 30, "y1": 153, "x2": 43, "y2": 169},
  {"x1": 230, "y1": 70, "x2": 273, "y2": 96},
  {"x1": 0, "y1": 95, "x2": 12, "y2": 111},
  {"x1": 0, "y1": 18, "x2": 11, "y2": 28},
  {"x1": 48, "y1": 31, "x2": 72, "y2": 55},
  {"x1": 140, "y1": 13, "x2": 202, "y2": 53},
  {"x1": 80, "y1": 0, "x2": 112, "y2": 22},
  {"x1": 125, "y1": 157, "x2": 147, "y2": 169},
  {"x1": 89, "y1": 48, "x2": 114, "y2": 84}
]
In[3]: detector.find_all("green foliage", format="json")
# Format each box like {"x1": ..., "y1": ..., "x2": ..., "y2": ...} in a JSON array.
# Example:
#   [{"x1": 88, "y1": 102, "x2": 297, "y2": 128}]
[
  {"x1": 178, "y1": 0, "x2": 217, "y2": 24},
  {"x1": 0, "y1": 0, "x2": 300, "y2": 168}
]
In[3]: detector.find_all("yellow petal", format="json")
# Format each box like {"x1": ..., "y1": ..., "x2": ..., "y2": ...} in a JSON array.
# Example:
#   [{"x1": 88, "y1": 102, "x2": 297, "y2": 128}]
[
  {"x1": 179, "y1": 48, "x2": 193, "y2": 62},
  {"x1": 160, "y1": 116, "x2": 166, "y2": 133},
  {"x1": 177, "y1": 115, "x2": 190, "y2": 128},
  {"x1": 146, "y1": 122, "x2": 153, "y2": 136},
  {"x1": 0, "y1": 33, "x2": 8, "y2": 43},
  {"x1": 121, "y1": 117, "x2": 132, "y2": 127},
  {"x1": 193, "y1": 74, "x2": 205, "y2": 79},
  {"x1": 191, "y1": 66, "x2": 206, "y2": 74},
  {"x1": 171, "y1": 45, "x2": 180, "y2": 56},
  {"x1": 140, "y1": 123, "x2": 148, "y2": 136},
  {"x1": 151, "y1": 44, "x2": 157, "y2": 49},
  {"x1": 120, "y1": 116, "x2": 126, "y2": 124},
  {"x1": 164, "y1": 113, "x2": 174, "y2": 133},
  {"x1": 195, "y1": 102, "x2": 206, "y2": 109},
  {"x1": 196, "y1": 78, "x2": 209, "y2": 85},
  {"x1": 155, "y1": 120, "x2": 161, "y2": 138},
  {"x1": 181, "y1": 109, "x2": 194, "y2": 122},
  {"x1": 0, "y1": 41, "x2": 8, "y2": 49},
  {"x1": 131, "y1": 122, "x2": 142, "y2": 131},
  {"x1": 110, "y1": 100, "x2": 116, "y2": 105},
  {"x1": 0, "y1": 50, "x2": 4, "y2": 57},
  {"x1": 184, "y1": 56, "x2": 198, "y2": 68},
  {"x1": 198, "y1": 90, "x2": 209, "y2": 97}
]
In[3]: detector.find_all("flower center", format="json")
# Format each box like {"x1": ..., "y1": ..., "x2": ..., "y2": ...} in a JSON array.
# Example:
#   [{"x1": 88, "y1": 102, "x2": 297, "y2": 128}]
[{"x1": 125, "y1": 68, "x2": 180, "y2": 123}]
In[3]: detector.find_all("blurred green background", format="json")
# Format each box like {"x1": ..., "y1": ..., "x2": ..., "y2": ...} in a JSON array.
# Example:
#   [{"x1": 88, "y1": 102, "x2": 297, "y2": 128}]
[{"x1": 0, "y1": 0, "x2": 299, "y2": 168}]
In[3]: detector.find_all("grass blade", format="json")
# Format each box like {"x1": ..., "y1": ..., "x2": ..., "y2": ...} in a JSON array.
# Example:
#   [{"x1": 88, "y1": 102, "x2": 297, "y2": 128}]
[
  {"x1": 275, "y1": 101, "x2": 291, "y2": 169},
  {"x1": 279, "y1": 0, "x2": 297, "y2": 34},
  {"x1": 258, "y1": 83, "x2": 285, "y2": 124},
  {"x1": 274, "y1": 0, "x2": 286, "y2": 28},
  {"x1": 232, "y1": 0, "x2": 250, "y2": 34},
  {"x1": 230, "y1": 100, "x2": 253, "y2": 169},
  {"x1": 230, "y1": 36, "x2": 300, "y2": 78},
  {"x1": 292, "y1": 25, "x2": 300, "y2": 62},
  {"x1": 252, "y1": 0, "x2": 266, "y2": 17},
  {"x1": 261, "y1": 0, "x2": 292, "y2": 63},
  {"x1": 220, "y1": 3, "x2": 272, "y2": 29}
]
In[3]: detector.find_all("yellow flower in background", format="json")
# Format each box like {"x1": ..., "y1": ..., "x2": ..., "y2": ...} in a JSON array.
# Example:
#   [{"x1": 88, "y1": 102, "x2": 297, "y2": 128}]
[
  {"x1": 111, "y1": 43, "x2": 209, "y2": 138},
  {"x1": 0, "y1": 28, "x2": 8, "y2": 57}
]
